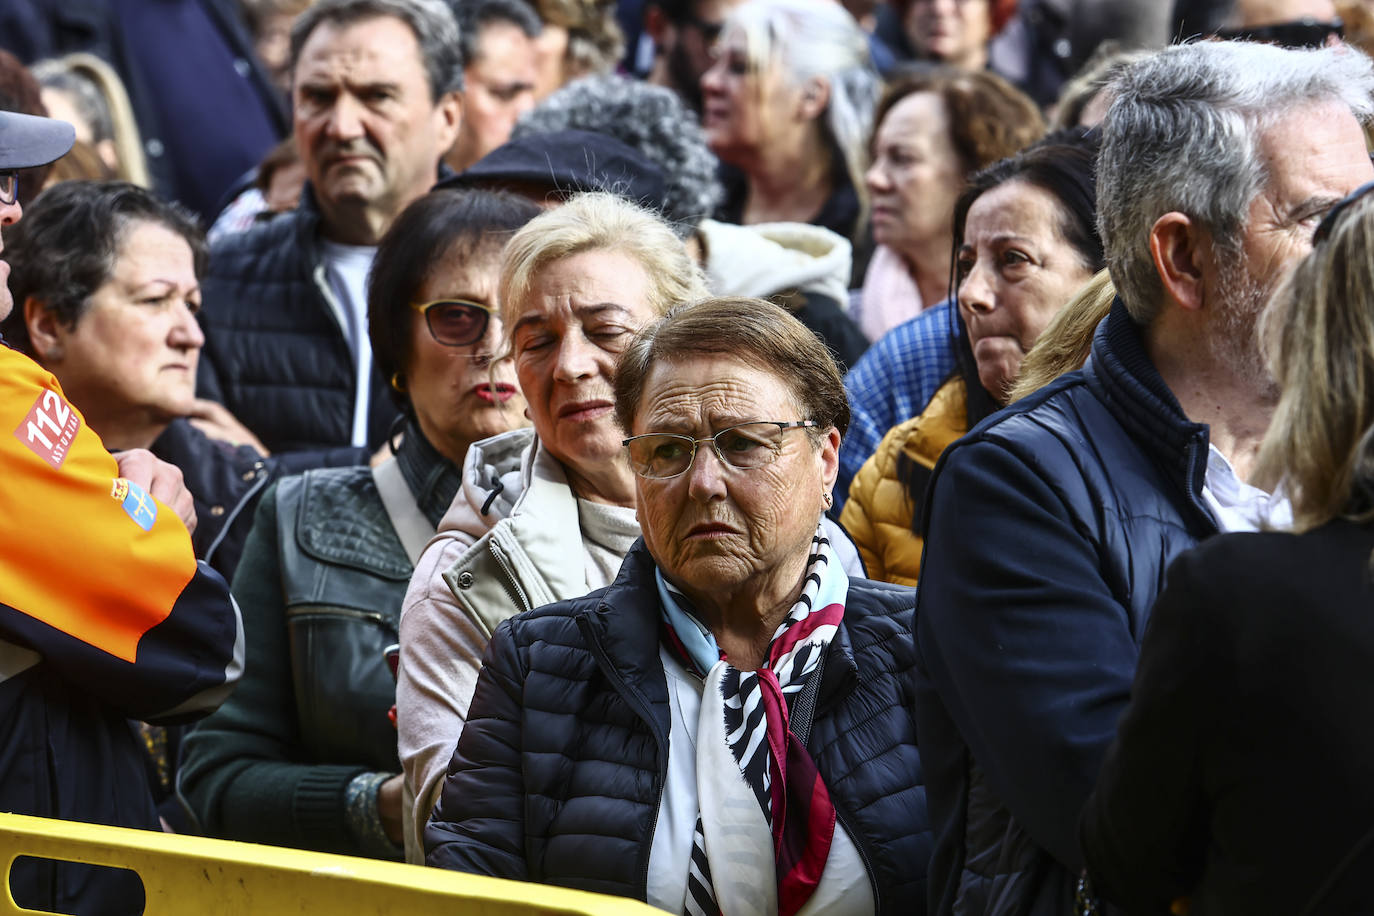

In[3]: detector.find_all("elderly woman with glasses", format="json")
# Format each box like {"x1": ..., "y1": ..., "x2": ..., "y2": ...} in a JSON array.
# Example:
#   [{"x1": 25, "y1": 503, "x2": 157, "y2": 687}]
[
  {"x1": 424, "y1": 297, "x2": 929, "y2": 916},
  {"x1": 1080, "y1": 181, "x2": 1374, "y2": 916},
  {"x1": 178, "y1": 188, "x2": 539, "y2": 860}
]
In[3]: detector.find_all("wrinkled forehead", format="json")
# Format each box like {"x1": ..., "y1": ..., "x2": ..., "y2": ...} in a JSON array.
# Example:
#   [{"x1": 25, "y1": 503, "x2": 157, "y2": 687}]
[
  {"x1": 292, "y1": 14, "x2": 427, "y2": 86},
  {"x1": 636, "y1": 355, "x2": 802, "y2": 430},
  {"x1": 1252, "y1": 101, "x2": 1373, "y2": 209}
]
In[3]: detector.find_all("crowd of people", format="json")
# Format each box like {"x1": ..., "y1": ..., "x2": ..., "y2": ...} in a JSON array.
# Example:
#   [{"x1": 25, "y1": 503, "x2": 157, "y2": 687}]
[{"x1": 2, "y1": 0, "x2": 1374, "y2": 915}]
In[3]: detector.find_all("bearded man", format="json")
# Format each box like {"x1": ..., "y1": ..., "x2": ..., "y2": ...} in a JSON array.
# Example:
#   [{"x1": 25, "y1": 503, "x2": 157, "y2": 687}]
[{"x1": 912, "y1": 39, "x2": 1374, "y2": 916}]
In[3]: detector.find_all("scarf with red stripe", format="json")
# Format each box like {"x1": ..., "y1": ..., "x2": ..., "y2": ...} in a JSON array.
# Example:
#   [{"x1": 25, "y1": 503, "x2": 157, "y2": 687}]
[{"x1": 656, "y1": 525, "x2": 846, "y2": 916}]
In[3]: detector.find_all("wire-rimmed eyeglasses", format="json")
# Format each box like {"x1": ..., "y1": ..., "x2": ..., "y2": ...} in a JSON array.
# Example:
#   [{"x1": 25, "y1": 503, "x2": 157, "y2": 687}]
[
  {"x1": 623, "y1": 420, "x2": 817, "y2": 480},
  {"x1": 410, "y1": 298, "x2": 496, "y2": 347},
  {"x1": 0, "y1": 173, "x2": 18, "y2": 207}
]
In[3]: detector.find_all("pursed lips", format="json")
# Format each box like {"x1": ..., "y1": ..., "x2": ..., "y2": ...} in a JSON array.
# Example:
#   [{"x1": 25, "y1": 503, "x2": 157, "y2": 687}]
[
  {"x1": 684, "y1": 521, "x2": 741, "y2": 539},
  {"x1": 322, "y1": 147, "x2": 380, "y2": 169},
  {"x1": 556, "y1": 399, "x2": 613, "y2": 421}
]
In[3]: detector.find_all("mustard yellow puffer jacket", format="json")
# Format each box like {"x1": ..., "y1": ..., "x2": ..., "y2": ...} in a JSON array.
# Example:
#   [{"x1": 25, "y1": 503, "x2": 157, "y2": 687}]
[{"x1": 840, "y1": 378, "x2": 967, "y2": 587}]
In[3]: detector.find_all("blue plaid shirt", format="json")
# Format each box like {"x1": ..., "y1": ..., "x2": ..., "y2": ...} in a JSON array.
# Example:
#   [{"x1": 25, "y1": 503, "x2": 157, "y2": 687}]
[{"x1": 836, "y1": 299, "x2": 958, "y2": 512}]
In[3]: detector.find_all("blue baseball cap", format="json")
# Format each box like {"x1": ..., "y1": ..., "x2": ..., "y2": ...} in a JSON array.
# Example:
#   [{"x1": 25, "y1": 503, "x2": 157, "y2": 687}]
[{"x1": 0, "y1": 110, "x2": 75, "y2": 171}]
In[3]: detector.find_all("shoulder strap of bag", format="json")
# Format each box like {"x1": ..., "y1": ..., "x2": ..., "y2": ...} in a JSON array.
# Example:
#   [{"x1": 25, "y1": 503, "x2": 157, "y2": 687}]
[
  {"x1": 372, "y1": 457, "x2": 431, "y2": 566},
  {"x1": 789, "y1": 647, "x2": 827, "y2": 747}
]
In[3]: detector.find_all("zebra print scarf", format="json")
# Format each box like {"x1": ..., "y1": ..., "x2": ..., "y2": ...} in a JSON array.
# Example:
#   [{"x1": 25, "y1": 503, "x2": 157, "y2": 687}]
[{"x1": 656, "y1": 526, "x2": 847, "y2": 916}]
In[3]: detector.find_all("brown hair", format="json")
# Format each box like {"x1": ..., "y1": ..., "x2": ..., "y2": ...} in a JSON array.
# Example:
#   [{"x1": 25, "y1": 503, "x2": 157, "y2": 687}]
[
  {"x1": 40, "y1": 140, "x2": 115, "y2": 186},
  {"x1": 1253, "y1": 193, "x2": 1374, "y2": 531},
  {"x1": 535, "y1": 0, "x2": 624, "y2": 78},
  {"x1": 872, "y1": 66, "x2": 1045, "y2": 176},
  {"x1": 0, "y1": 50, "x2": 53, "y2": 206},
  {"x1": 614, "y1": 297, "x2": 850, "y2": 438}
]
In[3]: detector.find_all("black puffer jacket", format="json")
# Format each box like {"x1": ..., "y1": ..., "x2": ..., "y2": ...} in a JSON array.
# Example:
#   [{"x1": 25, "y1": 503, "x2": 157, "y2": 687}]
[
  {"x1": 425, "y1": 540, "x2": 929, "y2": 914},
  {"x1": 914, "y1": 299, "x2": 1222, "y2": 916},
  {"x1": 196, "y1": 192, "x2": 398, "y2": 455}
]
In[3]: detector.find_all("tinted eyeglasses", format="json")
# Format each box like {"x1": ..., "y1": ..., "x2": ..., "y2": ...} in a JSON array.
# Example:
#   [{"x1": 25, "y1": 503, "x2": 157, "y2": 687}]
[
  {"x1": 0, "y1": 173, "x2": 17, "y2": 207},
  {"x1": 1313, "y1": 178, "x2": 1374, "y2": 246},
  {"x1": 623, "y1": 420, "x2": 817, "y2": 480},
  {"x1": 410, "y1": 299, "x2": 496, "y2": 347},
  {"x1": 1214, "y1": 17, "x2": 1343, "y2": 48}
]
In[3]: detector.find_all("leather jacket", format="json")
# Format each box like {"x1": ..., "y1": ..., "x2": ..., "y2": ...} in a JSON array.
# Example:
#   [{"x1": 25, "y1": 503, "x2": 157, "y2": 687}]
[{"x1": 180, "y1": 425, "x2": 458, "y2": 857}]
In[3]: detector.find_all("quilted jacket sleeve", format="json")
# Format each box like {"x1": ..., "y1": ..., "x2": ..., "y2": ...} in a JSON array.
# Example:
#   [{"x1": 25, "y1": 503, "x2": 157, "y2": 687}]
[
  {"x1": 840, "y1": 419, "x2": 925, "y2": 588},
  {"x1": 915, "y1": 435, "x2": 1139, "y2": 871},
  {"x1": 840, "y1": 453, "x2": 887, "y2": 584},
  {"x1": 424, "y1": 617, "x2": 530, "y2": 880}
]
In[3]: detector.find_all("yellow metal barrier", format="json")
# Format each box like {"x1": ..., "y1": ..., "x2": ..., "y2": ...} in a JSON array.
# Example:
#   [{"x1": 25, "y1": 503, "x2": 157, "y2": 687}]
[{"x1": 0, "y1": 813, "x2": 662, "y2": 915}]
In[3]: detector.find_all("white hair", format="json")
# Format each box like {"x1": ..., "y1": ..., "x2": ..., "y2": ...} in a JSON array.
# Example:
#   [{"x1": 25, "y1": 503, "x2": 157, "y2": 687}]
[
  {"x1": 726, "y1": 0, "x2": 879, "y2": 230},
  {"x1": 1098, "y1": 40, "x2": 1374, "y2": 324}
]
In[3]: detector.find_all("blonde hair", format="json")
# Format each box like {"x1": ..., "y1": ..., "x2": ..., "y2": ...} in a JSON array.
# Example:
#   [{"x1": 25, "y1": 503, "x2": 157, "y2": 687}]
[
  {"x1": 1007, "y1": 269, "x2": 1115, "y2": 403},
  {"x1": 1253, "y1": 194, "x2": 1374, "y2": 532},
  {"x1": 498, "y1": 191, "x2": 708, "y2": 340},
  {"x1": 31, "y1": 53, "x2": 150, "y2": 188}
]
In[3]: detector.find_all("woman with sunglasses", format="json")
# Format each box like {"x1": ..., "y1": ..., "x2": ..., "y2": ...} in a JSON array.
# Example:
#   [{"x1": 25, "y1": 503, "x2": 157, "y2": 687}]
[
  {"x1": 424, "y1": 296, "x2": 927, "y2": 914},
  {"x1": 1080, "y1": 182, "x2": 1374, "y2": 914},
  {"x1": 178, "y1": 189, "x2": 539, "y2": 859}
]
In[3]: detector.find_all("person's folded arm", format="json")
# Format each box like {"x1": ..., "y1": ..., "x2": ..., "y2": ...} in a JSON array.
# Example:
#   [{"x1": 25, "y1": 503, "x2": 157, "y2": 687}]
[
  {"x1": 425, "y1": 617, "x2": 529, "y2": 880},
  {"x1": 396, "y1": 535, "x2": 489, "y2": 860},
  {"x1": 0, "y1": 359, "x2": 241, "y2": 723},
  {"x1": 178, "y1": 488, "x2": 372, "y2": 853}
]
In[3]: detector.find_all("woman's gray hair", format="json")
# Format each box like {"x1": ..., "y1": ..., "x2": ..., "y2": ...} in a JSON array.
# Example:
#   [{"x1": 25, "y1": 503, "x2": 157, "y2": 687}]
[
  {"x1": 727, "y1": 0, "x2": 880, "y2": 224},
  {"x1": 289, "y1": 0, "x2": 464, "y2": 98},
  {"x1": 512, "y1": 75, "x2": 722, "y2": 239},
  {"x1": 1097, "y1": 40, "x2": 1374, "y2": 325}
]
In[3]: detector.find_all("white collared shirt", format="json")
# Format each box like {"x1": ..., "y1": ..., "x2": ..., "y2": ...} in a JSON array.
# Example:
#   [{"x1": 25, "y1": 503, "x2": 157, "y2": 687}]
[
  {"x1": 1200, "y1": 444, "x2": 1292, "y2": 533},
  {"x1": 647, "y1": 648, "x2": 873, "y2": 916}
]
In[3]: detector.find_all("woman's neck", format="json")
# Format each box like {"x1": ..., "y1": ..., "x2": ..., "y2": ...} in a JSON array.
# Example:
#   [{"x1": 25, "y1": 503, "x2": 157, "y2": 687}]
[
  {"x1": 564, "y1": 454, "x2": 638, "y2": 508},
  {"x1": 742, "y1": 128, "x2": 834, "y2": 227},
  {"x1": 92, "y1": 411, "x2": 165, "y2": 453},
  {"x1": 899, "y1": 235, "x2": 953, "y2": 307},
  {"x1": 944, "y1": 45, "x2": 988, "y2": 73},
  {"x1": 679, "y1": 548, "x2": 811, "y2": 671}
]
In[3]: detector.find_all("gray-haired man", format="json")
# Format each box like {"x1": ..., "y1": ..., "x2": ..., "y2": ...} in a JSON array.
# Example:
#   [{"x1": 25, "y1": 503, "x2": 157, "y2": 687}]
[
  {"x1": 197, "y1": 0, "x2": 463, "y2": 455},
  {"x1": 912, "y1": 40, "x2": 1374, "y2": 916}
]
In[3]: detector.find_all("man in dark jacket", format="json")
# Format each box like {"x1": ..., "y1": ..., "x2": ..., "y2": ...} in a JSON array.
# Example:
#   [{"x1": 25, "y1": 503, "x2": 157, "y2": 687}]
[
  {"x1": 0, "y1": 109, "x2": 244, "y2": 916},
  {"x1": 197, "y1": 0, "x2": 462, "y2": 454},
  {"x1": 912, "y1": 40, "x2": 1374, "y2": 916},
  {"x1": 0, "y1": 0, "x2": 287, "y2": 223}
]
